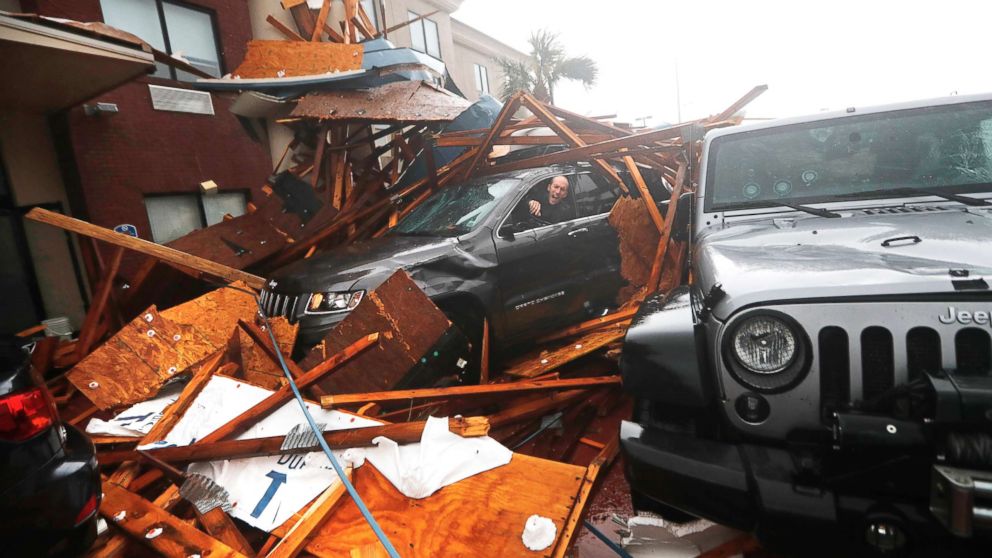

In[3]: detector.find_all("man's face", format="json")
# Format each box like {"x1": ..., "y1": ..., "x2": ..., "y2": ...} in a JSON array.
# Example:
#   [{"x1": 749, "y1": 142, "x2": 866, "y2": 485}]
[{"x1": 547, "y1": 177, "x2": 569, "y2": 205}]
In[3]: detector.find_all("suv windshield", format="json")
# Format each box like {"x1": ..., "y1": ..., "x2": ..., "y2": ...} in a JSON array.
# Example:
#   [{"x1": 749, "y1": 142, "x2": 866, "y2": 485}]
[
  {"x1": 706, "y1": 100, "x2": 992, "y2": 211},
  {"x1": 392, "y1": 176, "x2": 520, "y2": 237}
]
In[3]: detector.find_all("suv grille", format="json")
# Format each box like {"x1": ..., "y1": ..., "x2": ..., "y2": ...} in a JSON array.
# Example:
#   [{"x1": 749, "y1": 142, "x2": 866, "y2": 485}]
[
  {"x1": 818, "y1": 325, "x2": 991, "y2": 416},
  {"x1": 259, "y1": 289, "x2": 301, "y2": 321}
]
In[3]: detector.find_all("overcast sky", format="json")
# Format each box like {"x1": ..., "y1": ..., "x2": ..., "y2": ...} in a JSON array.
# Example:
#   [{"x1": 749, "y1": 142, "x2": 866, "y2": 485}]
[{"x1": 452, "y1": 0, "x2": 992, "y2": 126}]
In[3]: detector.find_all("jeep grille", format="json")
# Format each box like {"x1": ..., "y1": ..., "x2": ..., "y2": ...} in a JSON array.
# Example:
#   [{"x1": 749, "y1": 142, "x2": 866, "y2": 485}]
[
  {"x1": 259, "y1": 289, "x2": 301, "y2": 321},
  {"x1": 818, "y1": 325, "x2": 991, "y2": 419}
]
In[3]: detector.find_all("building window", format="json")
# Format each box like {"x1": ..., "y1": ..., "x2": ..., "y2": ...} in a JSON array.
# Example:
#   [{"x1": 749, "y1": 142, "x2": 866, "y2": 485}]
[
  {"x1": 100, "y1": 0, "x2": 223, "y2": 80},
  {"x1": 144, "y1": 191, "x2": 246, "y2": 243},
  {"x1": 408, "y1": 11, "x2": 440, "y2": 59},
  {"x1": 360, "y1": 0, "x2": 378, "y2": 30},
  {"x1": 474, "y1": 63, "x2": 490, "y2": 96}
]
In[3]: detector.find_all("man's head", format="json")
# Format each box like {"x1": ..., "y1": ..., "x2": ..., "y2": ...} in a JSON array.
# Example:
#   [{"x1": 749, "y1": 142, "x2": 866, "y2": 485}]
[{"x1": 547, "y1": 176, "x2": 569, "y2": 205}]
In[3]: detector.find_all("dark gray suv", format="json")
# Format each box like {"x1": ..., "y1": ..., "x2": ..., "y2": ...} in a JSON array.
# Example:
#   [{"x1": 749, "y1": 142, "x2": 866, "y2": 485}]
[{"x1": 621, "y1": 93, "x2": 992, "y2": 555}]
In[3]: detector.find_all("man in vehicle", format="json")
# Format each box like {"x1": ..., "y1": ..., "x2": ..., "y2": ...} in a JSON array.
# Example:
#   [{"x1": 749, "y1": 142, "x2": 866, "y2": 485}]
[{"x1": 527, "y1": 175, "x2": 573, "y2": 224}]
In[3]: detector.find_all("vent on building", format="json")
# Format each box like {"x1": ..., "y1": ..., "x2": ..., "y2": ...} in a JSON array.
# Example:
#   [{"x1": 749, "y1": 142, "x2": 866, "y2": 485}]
[{"x1": 148, "y1": 85, "x2": 214, "y2": 115}]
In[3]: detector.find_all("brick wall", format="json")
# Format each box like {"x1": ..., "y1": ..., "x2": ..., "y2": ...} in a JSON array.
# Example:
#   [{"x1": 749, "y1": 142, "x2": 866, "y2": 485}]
[{"x1": 25, "y1": 0, "x2": 273, "y2": 279}]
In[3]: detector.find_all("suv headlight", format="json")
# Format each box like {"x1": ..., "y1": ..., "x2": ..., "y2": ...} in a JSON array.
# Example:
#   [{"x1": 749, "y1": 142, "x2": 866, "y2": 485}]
[
  {"x1": 732, "y1": 316, "x2": 796, "y2": 373},
  {"x1": 305, "y1": 290, "x2": 364, "y2": 315},
  {"x1": 723, "y1": 312, "x2": 810, "y2": 393}
]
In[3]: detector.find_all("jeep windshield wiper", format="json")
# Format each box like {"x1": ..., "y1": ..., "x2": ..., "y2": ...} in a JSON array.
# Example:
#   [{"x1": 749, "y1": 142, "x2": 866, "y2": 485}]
[
  {"x1": 772, "y1": 200, "x2": 841, "y2": 218},
  {"x1": 838, "y1": 187, "x2": 991, "y2": 206}
]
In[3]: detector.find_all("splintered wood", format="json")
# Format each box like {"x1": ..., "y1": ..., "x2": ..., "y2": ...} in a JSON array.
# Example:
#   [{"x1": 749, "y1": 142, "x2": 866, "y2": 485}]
[
  {"x1": 300, "y1": 270, "x2": 454, "y2": 394},
  {"x1": 233, "y1": 40, "x2": 363, "y2": 78}
]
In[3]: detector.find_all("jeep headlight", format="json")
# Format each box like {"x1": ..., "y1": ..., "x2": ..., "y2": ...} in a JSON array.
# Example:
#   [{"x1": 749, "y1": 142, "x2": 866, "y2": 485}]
[
  {"x1": 305, "y1": 290, "x2": 364, "y2": 315},
  {"x1": 724, "y1": 312, "x2": 810, "y2": 393},
  {"x1": 732, "y1": 316, "x2": 797, "y2": 373}
]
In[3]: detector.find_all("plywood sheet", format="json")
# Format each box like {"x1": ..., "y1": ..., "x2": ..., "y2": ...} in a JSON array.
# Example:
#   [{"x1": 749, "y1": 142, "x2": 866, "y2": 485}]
[
  {"x1": 305, "y1": 453, "x2": 586, "y2": 558},
  {"x1": 301, "y1": 270, "x2": 451, "y2": 394},
  {"x1": 291, "y1": 81, "x2": 471, "y2": 123},
  {"x1": 67, "y1": 306, "x2": 215, "y2": 409},
  {"x1": 226, "y1": 317, "x2": 298, "y2": 390},
  {"x1": 233, "y1": 40, "x2": 363, "y2": 79},
  {"x1": 161, "y1": 281, "x2": 258, "y2": 350}
]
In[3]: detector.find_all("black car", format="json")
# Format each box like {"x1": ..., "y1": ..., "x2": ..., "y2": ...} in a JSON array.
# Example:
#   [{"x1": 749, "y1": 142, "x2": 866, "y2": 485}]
[
  {"x1": 263, "y1": 163, "x2": 644, "y2": 357},
  {"x1": 0, "y1": 338, "x2": 101, "y2": 556}
]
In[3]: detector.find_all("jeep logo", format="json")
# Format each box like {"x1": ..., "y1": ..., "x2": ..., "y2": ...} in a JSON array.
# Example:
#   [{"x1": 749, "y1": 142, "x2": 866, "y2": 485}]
[{"x1": 938, "y1": 306, "x2": 991, "y2": 326}]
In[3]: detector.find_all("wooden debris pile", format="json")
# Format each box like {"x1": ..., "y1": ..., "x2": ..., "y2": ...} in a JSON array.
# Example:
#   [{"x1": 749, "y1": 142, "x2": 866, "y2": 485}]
[{"x1": 16, "y1": 5, "x2": 771, "y2": 549}]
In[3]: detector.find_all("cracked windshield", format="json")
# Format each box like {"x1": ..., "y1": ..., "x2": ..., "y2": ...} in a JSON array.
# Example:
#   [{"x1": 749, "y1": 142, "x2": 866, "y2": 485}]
[
  {"x1": 393, "y1": 176, "x2": 521, "y2": 236},
  {"x1": 708, "y1": 101, "x2": 992, "y2": 209}
]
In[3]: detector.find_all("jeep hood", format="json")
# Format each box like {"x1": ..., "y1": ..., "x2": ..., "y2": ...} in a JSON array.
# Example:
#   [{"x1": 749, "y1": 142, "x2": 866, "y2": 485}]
[
  {"x1": 696, "y1": 208, "x2": 992, "y2": 320},
  {"x1": 269, "y1": 234, "x2": 461, "y2": 293}
]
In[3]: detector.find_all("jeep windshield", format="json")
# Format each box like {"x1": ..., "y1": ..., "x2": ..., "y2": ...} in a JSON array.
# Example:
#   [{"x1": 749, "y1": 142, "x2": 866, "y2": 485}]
[
  {"x1": 705, "y1": 100, "x2": 992, "y2": 212},
  {"x1": 392, "y1": 176, "x2": 521, "y2": 237}
]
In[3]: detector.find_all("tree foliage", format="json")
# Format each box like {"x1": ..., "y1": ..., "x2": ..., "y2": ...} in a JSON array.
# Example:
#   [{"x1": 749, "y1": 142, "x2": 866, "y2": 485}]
[{"x1": 495, "y1": 29, "x2": 598, "y2": 104}]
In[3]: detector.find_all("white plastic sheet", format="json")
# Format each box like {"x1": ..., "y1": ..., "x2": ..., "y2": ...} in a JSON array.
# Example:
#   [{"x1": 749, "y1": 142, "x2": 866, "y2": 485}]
[
  {"x1": 85, "y1": 384, "x2": 181, "y2": 437},
  {"x1": 364, "y1": 416, "x2": 513, "y2": 499},
  {"x1": 139, "y1": 376, "x2": 380, "y2": 532}
]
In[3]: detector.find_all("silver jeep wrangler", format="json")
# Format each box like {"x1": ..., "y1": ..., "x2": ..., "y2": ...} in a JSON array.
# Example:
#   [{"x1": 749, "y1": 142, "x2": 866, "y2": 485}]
[{"x1": 620, "y1": 93, "x2": 992, "y2": 555}]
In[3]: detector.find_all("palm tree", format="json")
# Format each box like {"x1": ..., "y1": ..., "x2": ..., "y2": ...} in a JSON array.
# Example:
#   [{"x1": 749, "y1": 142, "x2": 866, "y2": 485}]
[{"x1": 496, "y1": 29, "x2": 597, "y2": 104}]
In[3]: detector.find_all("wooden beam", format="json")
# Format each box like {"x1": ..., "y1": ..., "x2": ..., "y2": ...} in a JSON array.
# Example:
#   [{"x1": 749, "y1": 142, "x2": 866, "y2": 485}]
[
  {"x1": 712, "y1": 84, "x2": 769, "y2": 122},
  {"x1": 536, "y1": 307, "x2": 639, "y2": 344},
  {"x1": 462, "y1": 91, "x2": 524, "y2": 179},
  {"x1": 479, "y1": 317, "x2": 490, "y2": 385},
  {"x1": 100, "y1": 480, "x2": 248, "y2": 558},
  {"x1": 519, "y1": 93, "x2": 628, "y2": 193},
  {"x1": 267, "y1": 15, "x2": 306, "y2": 41},
  {"x1": 266, "y1": 468, "x2": 353, "y2": 558},
  {"x1": 487, "y1": 389, "x2": 589, "y2": 430},
  {"x1": 623, "y1": 155, "x2": 666, "y2": 233},
  {"x1": 75, "y1": 246, "x2": 123, "y2": 358},
  {"x1": 321, "y1": 376, "x2": 620, "y2": 408},
  {"x1": 26, "y1": 208, "x2": 266, "y2": 290},
  {"x1": 648, "y1": 161, "x2": 687, "y2": 290},
  {"x1": 482, "y1": 121, "x2": 702, "y2": 177},
  {"x1": 195, "y1": 332, "x2": 380, "y2": 444},
  {"x1": 311, "y1": 0, "x2": 331, "y2": 42},
  {"x1": 379, "y1": 9, "x2": 438, "y2": 36},
  {"x1": 99, "y1": 417, "x2": 490, "y2": 465}
]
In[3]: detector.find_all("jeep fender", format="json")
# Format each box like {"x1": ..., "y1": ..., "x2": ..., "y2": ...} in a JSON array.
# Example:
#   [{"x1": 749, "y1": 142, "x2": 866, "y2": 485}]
[{"x1": 620, "y1": 286, "x2": 709, "y2": 408}]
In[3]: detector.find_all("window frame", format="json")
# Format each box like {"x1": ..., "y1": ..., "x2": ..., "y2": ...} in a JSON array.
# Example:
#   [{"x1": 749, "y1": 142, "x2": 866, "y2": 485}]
[
  {"x1": 474, "y1": 63, "x2": 490, "y2": 96},
  {"x1": 102, "y1": 0, "x2": 225, "y2": 81},
  {"x1": 143, "y1": 189, "x2": 249, "y2": 243},
  {"x1": 407, "y1": 10, "x2": 441, "y2": 59}
]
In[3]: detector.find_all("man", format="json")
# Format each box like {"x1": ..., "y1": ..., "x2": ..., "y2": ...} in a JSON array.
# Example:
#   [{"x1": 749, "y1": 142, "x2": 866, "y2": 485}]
[{"x1": 527, "y1": 176, "x2": 573, "y2": 224}]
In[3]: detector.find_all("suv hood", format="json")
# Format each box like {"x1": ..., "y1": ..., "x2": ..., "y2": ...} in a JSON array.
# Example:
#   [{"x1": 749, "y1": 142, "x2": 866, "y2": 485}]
[
  {"x1": 697, "y1": 207, "x2": 992, "y2": 320},
  {"x1": 269, "y1": 234, "x2": 460, "y2": 293}
]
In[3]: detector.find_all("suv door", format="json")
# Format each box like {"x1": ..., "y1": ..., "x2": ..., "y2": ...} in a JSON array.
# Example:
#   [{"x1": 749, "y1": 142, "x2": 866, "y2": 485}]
[
  {"x1": 566, "y1": 171, "x2": 624, "y2": 308},
  {"x1": 493, "y1": 174, "x2": 588, "y2": 342}
]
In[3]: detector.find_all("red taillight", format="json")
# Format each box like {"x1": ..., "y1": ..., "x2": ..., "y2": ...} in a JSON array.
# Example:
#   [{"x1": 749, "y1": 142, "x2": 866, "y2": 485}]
[
  {"x1": 0, "y1": 387, "x2": 55, "y2": 442},
  {"x1": 74, "y1": 493, "x2": 98, "y2": 525}
]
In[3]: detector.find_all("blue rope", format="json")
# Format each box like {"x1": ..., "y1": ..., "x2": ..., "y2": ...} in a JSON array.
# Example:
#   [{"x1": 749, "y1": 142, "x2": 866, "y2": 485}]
[
  {"x1": 583, "y1": 519, "x2": 634, "y2": 558},
  {"x1": 252, "y1": 294, "x2": 401, "y2": 558}
]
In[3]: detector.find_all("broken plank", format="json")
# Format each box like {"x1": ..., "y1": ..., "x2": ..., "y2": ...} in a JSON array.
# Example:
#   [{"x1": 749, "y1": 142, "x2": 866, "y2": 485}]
[
  {"x1": 99, "y1": 417, "x2": 489, "y2": 465},
  {"x1": 503, "y1": 326, "x2": 628, "y2": 378},
  {"x1": 25, "y1": 208, "x2": 265, "y2": 289},
  {"x1": 196, "y1": 332, "x2": 379, "y2": 444},
  {"x1": 267, "y1": 14, "x2": 305, "y2": 41},
  {"x1": 551, "y1": 437, "x2": 620, "y2": 558},
  {"x1": 100, "y1": 480, "x2": 248, "y2": 558},
  {"x1": 536, "y1": 307, "x2": 638, "y2": 344},
  {"x1": 320, "y1": 376, "x2": 620, "y2": 408}
]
